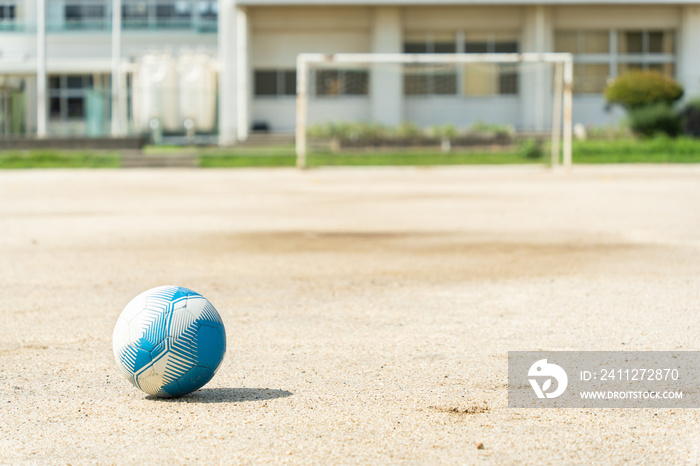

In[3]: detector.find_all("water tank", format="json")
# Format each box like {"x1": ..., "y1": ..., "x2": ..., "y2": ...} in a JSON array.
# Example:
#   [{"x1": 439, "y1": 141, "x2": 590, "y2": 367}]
[
  {"x1": 131, "y1": 54, "x2": 179, "y2": 132},
  {"x1": 177, "y1": 53, "x2": 216, "y2": 132}
]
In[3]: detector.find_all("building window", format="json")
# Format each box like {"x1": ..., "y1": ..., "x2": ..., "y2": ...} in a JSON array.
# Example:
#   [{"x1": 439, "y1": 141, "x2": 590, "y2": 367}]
[
  {"x1": 64, "y1": 1, "x2": 108, "y2": 30},
  {"x1": 121, "y1": 0, "x2": 216, "y2": 31},
  {"x1": 555, "y1": 29, "x2": 676, "y2": 94},
  {"x1": 403, "y1": 33, "x2": 457, "y2": 96},
  {"x1": 254, "y1": 70, "x2": 296, "y2": 97},
  {"x1": 463, "y1": 32, "x2": 519, "y2": 96},
  {"x1": 196, "y1": 0, "x2": 217, "y2": 31},
  {"x1": 0, "y1": 1, "x2": 16, "y2": 23},
  {"x1": 314, "y1": 70, "x2": 369, "y2": 97},
  {"x1": 49, "y1": 75, "x2": 94, "y2": 120}
]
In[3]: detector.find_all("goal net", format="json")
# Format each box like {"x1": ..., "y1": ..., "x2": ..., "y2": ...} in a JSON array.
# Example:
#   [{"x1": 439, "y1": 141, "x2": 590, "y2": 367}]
[{"x1": 295, "y1": 53, "x2": 573, "y2": 169}]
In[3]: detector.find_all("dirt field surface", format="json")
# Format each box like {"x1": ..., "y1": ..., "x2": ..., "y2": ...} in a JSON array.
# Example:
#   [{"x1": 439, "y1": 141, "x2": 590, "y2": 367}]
[{"x1": 1, "y1": 165, "x2": 700, "y2": 464}]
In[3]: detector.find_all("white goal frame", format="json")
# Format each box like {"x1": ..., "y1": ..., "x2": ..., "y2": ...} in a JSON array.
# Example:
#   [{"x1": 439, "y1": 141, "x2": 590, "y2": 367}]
[{"x1": 296, "y1": 52, "x2": 574, "y2": 170}]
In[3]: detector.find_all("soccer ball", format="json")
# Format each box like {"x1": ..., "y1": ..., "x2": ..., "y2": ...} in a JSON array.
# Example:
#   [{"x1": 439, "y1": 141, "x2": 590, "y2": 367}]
[{"x1": 113, "y1": 286, "x2": 226, "y2": 398}]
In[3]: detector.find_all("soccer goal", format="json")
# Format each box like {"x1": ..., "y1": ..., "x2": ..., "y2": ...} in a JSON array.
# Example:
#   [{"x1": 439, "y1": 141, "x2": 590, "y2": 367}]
[{"x1": 295, "y1": 52, "x2": 573, "y2": 169}]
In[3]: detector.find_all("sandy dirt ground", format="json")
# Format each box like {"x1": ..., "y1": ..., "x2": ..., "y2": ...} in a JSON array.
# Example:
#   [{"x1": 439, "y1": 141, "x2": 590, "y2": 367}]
[{"x1": 1, "y1": 165, "x2": 700, "y2": 464}]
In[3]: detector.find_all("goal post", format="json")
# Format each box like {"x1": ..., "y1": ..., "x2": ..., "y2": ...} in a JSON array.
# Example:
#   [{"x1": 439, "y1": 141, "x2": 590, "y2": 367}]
[{"x1": 295, "y1": 52, "x2": 574, "y2": 170}]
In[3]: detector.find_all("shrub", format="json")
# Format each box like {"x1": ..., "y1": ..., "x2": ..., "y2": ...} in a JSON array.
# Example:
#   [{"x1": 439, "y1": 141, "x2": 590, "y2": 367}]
[
  {"x1": 605, "y1": 71, "x2": 683, "y2": 110},
  {"x1": 681, "y1": 98, "x2": 700, "y2": 137},
  {"x1": 429, "y1": 124, "x2": 458, "y2": 140},
  {"x1": 517, "y1": 139, "x2": 543, "y2": 159},
  {"x1": 394, "y1": 122, "x2": 423, "y2": 139},
  {"x1": 628, "y1": 103, "x2": 682, "y2": 138},
  {"x1": 470, "y1": 120, "x2": 513, "y2": 137}
]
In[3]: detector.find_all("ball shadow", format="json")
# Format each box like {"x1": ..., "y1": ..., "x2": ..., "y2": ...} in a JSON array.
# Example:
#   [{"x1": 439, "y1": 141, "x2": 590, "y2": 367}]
[{"x1": 146, "y1": 387, "x2": 293, "y2": 404}]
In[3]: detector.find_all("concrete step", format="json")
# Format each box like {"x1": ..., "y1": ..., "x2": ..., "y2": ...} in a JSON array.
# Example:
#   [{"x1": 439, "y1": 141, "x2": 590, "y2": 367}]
[
  {"x1": 239, "y1": 133, "x2": 295, "y2": 146},
  {"x1": 121, "y1": 154, "x2": 198, "y2": 168}
]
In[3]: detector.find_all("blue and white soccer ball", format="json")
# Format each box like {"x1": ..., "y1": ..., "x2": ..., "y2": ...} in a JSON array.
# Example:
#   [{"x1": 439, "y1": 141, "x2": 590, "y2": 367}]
[{"x1": 113, "y1": 286, "x2": 226, "y2": 398}]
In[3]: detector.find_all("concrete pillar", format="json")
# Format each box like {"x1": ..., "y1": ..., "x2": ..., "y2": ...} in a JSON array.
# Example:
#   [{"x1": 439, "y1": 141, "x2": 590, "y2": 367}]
[
  {"x1": 218, "y1": 0, "x2": 237, "y2": 145},
  {"x1": 370, "y1": 7, "x2": 402, "y2": 126},
  {"x1": 680, "y1": 6, "x2": 700, "y2": 99},
  {"x1": 236, "y1": 6, "x2": 250, "y2": 141},
  {"x1": 520, "y1": 5, "x2": 553, "y2": 132},
  {"x1": 36, "y1": 0, "x2": 46, "y2": 138},
  {"x1": 111, "y1": 0, "x2": 122, "y2": 136},
  {"x1": 24, "y1": 77, "x2": 37, "y2": 135}
]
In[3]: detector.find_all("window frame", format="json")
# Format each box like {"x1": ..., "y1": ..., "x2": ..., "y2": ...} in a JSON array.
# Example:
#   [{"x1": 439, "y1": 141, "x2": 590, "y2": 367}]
[
  {"x1": 312, "y1": 69, "x2": 370, "y2": 98},
  {"x1": 63, "y1": 1, "x2": 109, "y2": 30},
  {"x1": 555, "y1": 29, "x2": 676, "y2": 95},
  {"x1": 403, "y1": 32, "x2": 459, "y2": 97},
  {"x1": 403, "y1": 30, "x2": 521, "y2": 98},
  {"x1": 48, "y1": 74, "x2": 95, "y2": 121},
  {"x1": 253, "y1": 69, "x2": 297, "y2": 98},
  {"x1": 0, "y1": 2, "x2": 16, "y2": 22}
]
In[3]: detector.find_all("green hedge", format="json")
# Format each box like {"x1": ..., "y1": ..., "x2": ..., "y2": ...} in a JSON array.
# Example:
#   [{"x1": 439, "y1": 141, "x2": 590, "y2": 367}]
[
  {"x1": 0, "y1": 151, "x2": 120, "y2": 169},
  {"x1": 573, "y1": 136, "x2": 700, "y2": 163}
]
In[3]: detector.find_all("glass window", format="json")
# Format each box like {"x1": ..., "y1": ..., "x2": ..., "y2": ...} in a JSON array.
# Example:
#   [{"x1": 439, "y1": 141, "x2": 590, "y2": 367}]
[
  {"x1": 404, "y1": 72, "x2": 429, "y2": 96},
  {"x1": 498, "y1": 64, "x2": 518, "y2": 94},
  {"x1": 433, "y1": 72, "x2": 457, "y2": 95},
  {"x1": 556, "y1": 29, "x2": 675, "y2": 94},
  {"x1": 316, "y1": 70, "x2": 341, "y2": 96},
  {"x1": 648, "y1": 63, "x2": 674, "y2": 76},
  {"x1": 462, "y1": 64, "x2": 496, "y2": 96},
  {"x1": 618, "y1": 63, "x2": 644, "y2": 74},
  {"x1": 49, "y1": 98, "x2": 61, "y2": 118},
  {"x1": 64, "y1": 2, "x2": 107, "y2": 30},
  {"x1": 575, "y1": 64, "x2": 610, "y2": 94},
  {"x1": 465, "y1": 42, "x2": 488, "y2": 54},
  {"x1": 434, "y1": 42, "x2": 456, "y2": 54},
  {"x1": 254, "y1": 71, "x2": 278, "y2": 96},
  {"x1": 254, "y1": 70, "x2": 297, "y2": 97},
  {"x1": 121, "y1": 0, "x2": 213, "y2": 30},
  {"x1": 0, "y1": 2, "x2": 17, "y2": 21},
  {"x1": 464, "y1": 33, "x2": 520, "y2": 96},
  {"x1": 583, "y1": 31, "x2": 609, "y2": 54},
  {"x1": 555, "y1": 31, "x2": 578, "y2": 54},
  {"x1": 47, "y1": 74, "x2": 95, "y2": 121},
  {"x1": 67, "y1": 98, "x2": 85, "y2": 118},
  {"x1": 198, "y1": 0, "x2": 217, "y2": 20},
  {"x1": 494, "y1": 41, "x2": 518, "y2": 54},
  {"x1": 123, "y1": 1, "x2": 148, "y2": 27},
  {"x1": 315, "y1": 70, "x2": 369, "y2": 97},
  {"x1": 556, "y1": 30, "x2": 609, "y2": 54},
  {"x1": 344, "y1": 71, "x2": 369, "y2": 95},
  {"x1": 283, "y1": 71, "x2": 297, "y2": 95},
  {"x1": 404, "y1": 43, "x2": 429, "y2": 54},
  {"x1": 67, "y1": 76, "x2": 85, "y2": 89},
  {"x1": 619, "y1": 31, "x2": 644, "y2": 54}
]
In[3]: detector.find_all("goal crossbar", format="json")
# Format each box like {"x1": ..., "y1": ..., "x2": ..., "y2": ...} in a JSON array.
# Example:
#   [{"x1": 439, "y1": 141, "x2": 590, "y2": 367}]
[{"x1": 296, "y1": 52, "x2": 574, "y2": 169}]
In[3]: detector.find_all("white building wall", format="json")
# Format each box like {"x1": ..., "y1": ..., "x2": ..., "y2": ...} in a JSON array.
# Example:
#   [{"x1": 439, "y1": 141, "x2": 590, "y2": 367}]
[
  {"x1": 250, "y1": 6, "x2": 372, "y2": 132},
  {"x1": 403, "y1": 5, "x2": 522, "y2": 30},
  {"x1": 405, "y1": 97, "x2": 520, "y2": 128},
  {"x1": 552, "y1": 5, "x2": 682, "y2": 29}
]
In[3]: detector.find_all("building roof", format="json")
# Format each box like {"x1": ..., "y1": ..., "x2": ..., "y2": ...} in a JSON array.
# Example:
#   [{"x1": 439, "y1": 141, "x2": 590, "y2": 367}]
[{"x1": 238, "y1": 0, "x2": 700, "y2": 4}]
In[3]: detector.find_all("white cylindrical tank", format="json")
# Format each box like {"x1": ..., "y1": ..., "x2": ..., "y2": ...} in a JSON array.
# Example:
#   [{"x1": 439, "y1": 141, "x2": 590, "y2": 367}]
[
  {"x1": 131, "y1": 54, "x2": 179, "y2": 132},
  {"x1": 177, "y1": 53, "x2": 216, "y2": 132}
]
